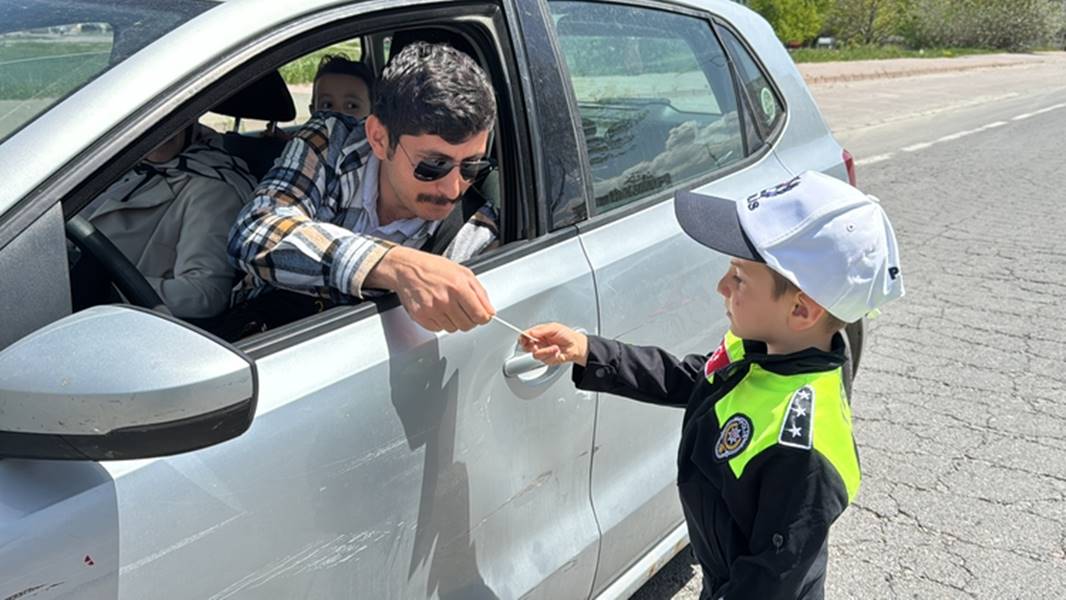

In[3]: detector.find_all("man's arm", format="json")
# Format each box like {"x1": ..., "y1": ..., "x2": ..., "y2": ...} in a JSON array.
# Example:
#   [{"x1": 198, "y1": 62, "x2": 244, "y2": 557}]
[
  {"x1": 713, "y1": 449, "x2": 849, "y2": 600},
  {"x1": 227, "y1": 115, "x2": 394, "y2": 301},
  {"x1": 363, "y1": 245, "x2": 493, "y2": 332}
]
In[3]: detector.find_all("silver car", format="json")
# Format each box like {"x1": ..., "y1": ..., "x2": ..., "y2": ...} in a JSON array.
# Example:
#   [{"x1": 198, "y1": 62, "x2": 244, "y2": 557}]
[{"x1": 0, "y1": 0, "x2": 861, "y2": 598}]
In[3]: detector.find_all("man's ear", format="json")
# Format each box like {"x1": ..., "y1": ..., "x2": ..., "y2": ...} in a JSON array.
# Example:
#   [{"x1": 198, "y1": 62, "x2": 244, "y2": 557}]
[
  {"x1": 789, "y1": 292, "x2": 827, "y2": 333},
  {"x1": 364, "y1": 115, "x2": 390, "y2": 161}
]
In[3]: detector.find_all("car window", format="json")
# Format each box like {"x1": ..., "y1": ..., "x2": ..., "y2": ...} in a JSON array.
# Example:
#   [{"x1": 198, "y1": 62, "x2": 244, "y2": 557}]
[
  {"x1": 201, "y1": 39, "x2": 365, "y2": 134},
  {"x1": 716, "y1": 25, "x2": 783, "y2": 141},
  {"x1": 0, "y1": 0, "x2": 217, "y2": 144},
  {"x1": 549, "y1": 1, "x2": 746, "y2": 212},
  {"x1": 58, "y1": 20, "x2": 520, "y2": 341}
]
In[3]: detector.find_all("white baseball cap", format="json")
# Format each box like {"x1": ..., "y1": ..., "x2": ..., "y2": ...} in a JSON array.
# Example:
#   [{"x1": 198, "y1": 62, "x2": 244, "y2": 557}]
[{"x1": 675, "y1": 171, "x2": 904, "y2": 323}]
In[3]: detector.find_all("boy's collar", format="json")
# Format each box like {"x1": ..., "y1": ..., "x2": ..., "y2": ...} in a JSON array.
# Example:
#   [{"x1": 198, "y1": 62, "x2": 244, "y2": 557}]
[{"x1": 738, "y1": 333, "x2": 847, "y2": 376}]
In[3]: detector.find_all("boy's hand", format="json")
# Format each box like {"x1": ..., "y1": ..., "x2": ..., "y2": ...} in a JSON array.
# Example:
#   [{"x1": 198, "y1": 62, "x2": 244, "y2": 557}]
[{"x1": 518, "y1": 323, "x2": 589, "y2": 367}]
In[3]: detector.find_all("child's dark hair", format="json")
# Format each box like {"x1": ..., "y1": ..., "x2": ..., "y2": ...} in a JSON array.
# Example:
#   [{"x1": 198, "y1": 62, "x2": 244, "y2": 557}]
[
  {"x1": 314, "y1": 55, "x2": 375, "y2": 102},
  {"x1": 769, "y1": 268, "x2": 848, "y2": 332}
]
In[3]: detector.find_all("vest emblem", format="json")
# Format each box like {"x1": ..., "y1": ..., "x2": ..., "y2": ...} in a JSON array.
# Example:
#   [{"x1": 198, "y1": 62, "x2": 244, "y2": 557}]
[{"x1": 715, "y1": 414, "x2": 753, "y2": 461}]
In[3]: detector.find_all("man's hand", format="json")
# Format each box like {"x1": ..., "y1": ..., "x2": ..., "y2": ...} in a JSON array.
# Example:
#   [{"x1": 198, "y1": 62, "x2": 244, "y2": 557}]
[
  {"x1": 518, "y1": 323, "x2": 589, "y2": 367},
  {"x1": 366, "y1": 246, "x2": 494, "y2": 332}
]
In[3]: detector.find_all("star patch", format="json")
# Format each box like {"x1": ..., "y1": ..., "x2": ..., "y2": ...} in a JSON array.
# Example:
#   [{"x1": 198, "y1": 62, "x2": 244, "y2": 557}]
[
  {"x1": 714, "y1": 414, "x2": 753, "y2": 461},
  {"x1": 779, "y1": 385, "x2": 814, "y2": 450}
]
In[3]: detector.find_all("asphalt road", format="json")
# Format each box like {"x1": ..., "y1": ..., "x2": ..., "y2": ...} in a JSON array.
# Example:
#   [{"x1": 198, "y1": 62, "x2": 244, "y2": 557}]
[{"x1": 634, "y1": 57, "x2": 1066, "y2": 599}]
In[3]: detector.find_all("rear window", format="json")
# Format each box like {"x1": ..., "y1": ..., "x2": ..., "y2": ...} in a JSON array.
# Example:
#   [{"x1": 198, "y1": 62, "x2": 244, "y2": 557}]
[
  {"x1": 0, "y1": 0, "x2": 218, "y2": 143},
  {"x1": 550, "y1": 1, "x2": 746, "y2": 212}
]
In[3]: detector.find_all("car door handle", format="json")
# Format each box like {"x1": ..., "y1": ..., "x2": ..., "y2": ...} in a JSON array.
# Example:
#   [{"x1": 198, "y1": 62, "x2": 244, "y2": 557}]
[
  {"x1": 503, "y1": 352, "x2": 550, "y2": 378},
  {"x1": 502, "y1": 328, "x2": 585, "y2": 380}
]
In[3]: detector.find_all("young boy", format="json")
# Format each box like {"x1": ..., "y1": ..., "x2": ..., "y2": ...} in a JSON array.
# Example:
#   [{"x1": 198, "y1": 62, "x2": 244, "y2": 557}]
[
  {"x1": 309, "y1": 55, "x2": 375, "y2": 119},
  {"x1": 520, "y1": 171, "x2": 904, "y2": 600}
]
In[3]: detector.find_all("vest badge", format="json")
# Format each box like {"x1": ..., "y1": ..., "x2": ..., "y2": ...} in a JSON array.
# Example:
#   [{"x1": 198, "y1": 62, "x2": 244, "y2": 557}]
[{"x1": 715, "y1": 413, "x2": 753, "y2": 461}]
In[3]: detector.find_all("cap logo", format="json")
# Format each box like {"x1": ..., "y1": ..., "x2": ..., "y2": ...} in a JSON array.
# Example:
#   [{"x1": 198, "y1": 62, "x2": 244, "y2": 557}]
[
  {"x1": 889, "y1": 266, "x2": 900, "y2": 280},
  {"x1": 746, "y1": 176, "x2": 801, "y2": 211}
]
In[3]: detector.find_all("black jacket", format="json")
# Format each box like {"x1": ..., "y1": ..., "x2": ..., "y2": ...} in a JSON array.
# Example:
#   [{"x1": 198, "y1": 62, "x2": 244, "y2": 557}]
[{"x1": 573, "y1": 333, "x2": 857, "y2": 600}]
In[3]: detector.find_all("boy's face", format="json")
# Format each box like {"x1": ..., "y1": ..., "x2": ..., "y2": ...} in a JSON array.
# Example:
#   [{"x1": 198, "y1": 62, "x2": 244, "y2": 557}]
[
  {"x1": 311, "y1": 73, "x2": 371, "y2": 119},
  {"x1": 716, "y1": 258, "x2": 794, "y2": 343}
]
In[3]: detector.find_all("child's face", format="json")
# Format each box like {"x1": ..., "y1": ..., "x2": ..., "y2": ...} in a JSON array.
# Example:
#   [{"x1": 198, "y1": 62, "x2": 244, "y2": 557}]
[
  {"x1": 716, "y1": 258, "x2": 794, "y2": 343},
  {"x1": 311, "y1": 73, "x2": 371, "y2": 119}
]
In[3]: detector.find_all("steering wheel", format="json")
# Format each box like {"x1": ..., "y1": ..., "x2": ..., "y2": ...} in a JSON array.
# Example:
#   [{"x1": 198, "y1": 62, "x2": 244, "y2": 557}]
[{"x1": 66, "y1": 216, "x2": 171, "y2": 315}]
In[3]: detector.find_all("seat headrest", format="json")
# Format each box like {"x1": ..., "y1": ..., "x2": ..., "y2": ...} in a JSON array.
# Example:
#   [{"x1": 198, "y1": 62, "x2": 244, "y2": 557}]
[
  {"x1": 388, "y1": 28, "x2": 479, "y2": 64},
  {"x1": 213, "y1": 70, "x2": 296, "y2": 122}
]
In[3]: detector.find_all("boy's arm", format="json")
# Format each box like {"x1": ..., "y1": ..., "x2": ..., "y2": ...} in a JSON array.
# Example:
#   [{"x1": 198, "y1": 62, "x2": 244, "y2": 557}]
[
  {"x1": 572, "y1": 335, "x2": 711, "y2": 408},
  {"x1": 713, "y1": 449, "x2": 849, "y2": 600}
]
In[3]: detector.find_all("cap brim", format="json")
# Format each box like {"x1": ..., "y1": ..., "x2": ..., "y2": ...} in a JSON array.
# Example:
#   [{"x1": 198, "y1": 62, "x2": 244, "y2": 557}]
[{"x1": 675, "y1": 189, "x2": 763, "y2": 262}]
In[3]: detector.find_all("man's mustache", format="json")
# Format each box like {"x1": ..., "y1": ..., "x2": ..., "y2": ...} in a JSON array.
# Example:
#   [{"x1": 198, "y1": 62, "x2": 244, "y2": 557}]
[{"x1": 416, "y1": 194, "x2": 461, "y2": 207}]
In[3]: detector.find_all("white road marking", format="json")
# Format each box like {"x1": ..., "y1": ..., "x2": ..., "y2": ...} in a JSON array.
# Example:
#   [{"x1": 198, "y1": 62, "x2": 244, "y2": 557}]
[
  {"x1": 901, "y1": 142, "x2": 934, "y2": 152},
  {"x1": 855, "y1": 153, "x2": 894, "y2": 166},
  {"x1": 1011, "y1": 102, "x2": 1066, "y2": 121},
  {"x1": 891, "y1": 118, "x2": 1015, "y2": 158},
  {"x1": 936, "y1": 129, "x2": 977, "y2": 143}
]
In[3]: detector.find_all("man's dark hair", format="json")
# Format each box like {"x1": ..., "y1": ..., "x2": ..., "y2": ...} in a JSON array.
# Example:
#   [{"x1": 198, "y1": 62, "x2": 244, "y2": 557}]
[
  {"x1": 314, "y1": 55, "x2": 376, "y2": 102},
  {"x1": 373, "y1": 41, "x2": 496, "y2": 149}
]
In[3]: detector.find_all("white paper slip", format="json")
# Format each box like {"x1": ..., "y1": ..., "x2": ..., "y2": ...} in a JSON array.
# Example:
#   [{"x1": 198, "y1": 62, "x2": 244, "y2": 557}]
[{"x1": 492, "y1": 315, "x2": 538, "y2": 342}]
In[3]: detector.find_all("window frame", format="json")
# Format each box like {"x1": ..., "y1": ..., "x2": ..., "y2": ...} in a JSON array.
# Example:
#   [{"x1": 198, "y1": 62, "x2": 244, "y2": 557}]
[
  {"x1": 543, "y1": 0, "x2": 786, "y2": 230},
  {"x1": 3, "y1": 0, "x2": 558, "y2": 358},
  {"x1": 712, "y1": 17, "x2": 788, "y2": 149}
]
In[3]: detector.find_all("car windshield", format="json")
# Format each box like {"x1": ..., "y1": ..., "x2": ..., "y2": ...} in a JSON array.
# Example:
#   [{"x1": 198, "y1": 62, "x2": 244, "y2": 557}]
[{"x1": 0, "y1": 0, "x2": 219, "y2": 143}]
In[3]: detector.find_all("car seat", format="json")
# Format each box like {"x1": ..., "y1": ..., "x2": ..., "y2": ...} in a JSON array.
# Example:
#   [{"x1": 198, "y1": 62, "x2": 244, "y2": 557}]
[{"x1": 215, "y1": 70, "x2": 297, "y2": 180}]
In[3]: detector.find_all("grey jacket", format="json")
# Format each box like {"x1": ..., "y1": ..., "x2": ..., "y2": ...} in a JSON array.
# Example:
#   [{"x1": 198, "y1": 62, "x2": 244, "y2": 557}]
[{"x1": 88, "y1": 172, "x2": 246, "y2": 318}]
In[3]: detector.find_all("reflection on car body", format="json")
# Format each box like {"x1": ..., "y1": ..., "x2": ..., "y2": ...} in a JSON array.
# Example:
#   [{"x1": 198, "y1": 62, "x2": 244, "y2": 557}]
[{"x1": 0, "y1": 0, "x2": 863, "y2": 598}]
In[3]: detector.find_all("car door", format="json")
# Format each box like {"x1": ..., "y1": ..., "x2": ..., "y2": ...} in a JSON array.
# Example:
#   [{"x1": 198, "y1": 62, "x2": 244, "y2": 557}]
[
  {"x1": 546, "y1": 2, "x2": 796, "y2": 594},
  {"x1": 105, "y1": 7, "x2": 603, "y2": 600},
  {"x1": 0, "y1": 1, "x2": 601, "y2": 599}
]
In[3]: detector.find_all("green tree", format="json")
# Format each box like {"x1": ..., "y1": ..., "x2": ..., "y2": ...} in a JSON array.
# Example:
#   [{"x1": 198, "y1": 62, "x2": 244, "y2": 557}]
[
  {"x1": 902, "y1": 0, "x2": 1066, "y2": 50},
  {"x1": 749, "y1": 0, "x2": 833, "y2": 44},
  {"x1": 826, "y1": 0, "x2": 911, "y2": 45}
]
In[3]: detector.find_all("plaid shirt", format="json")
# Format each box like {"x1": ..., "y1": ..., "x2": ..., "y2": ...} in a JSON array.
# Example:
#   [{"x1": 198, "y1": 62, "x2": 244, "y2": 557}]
[{"x1": 227, "y1": 113, "x2": 498, "y2": 304}]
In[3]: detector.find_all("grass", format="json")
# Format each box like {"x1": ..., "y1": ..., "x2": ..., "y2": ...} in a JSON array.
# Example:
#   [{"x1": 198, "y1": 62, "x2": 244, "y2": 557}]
[
  {"x1": 789, "y1": 46, "x2": 998, "y2": 63},
  {"x1": 0, "y1": 39, "x2": 111, "y2": 100},
  {"x1": 278, "y1": 40, "x2": 363, "y2": 85}
]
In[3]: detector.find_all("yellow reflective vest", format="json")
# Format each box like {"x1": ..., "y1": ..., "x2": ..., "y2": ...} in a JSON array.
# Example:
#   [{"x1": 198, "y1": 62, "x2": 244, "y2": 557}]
[{"x1": 574, "y1": 331, "x2": 858, "y2": 599}]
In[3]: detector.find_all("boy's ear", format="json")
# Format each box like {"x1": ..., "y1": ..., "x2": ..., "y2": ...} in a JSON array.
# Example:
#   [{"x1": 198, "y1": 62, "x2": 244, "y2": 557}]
[
  {"x1": 789, "y1": 292, "x2": 827, "y2": 332},
  {"x1": 364, "y1": 115, "x2": 390, "y2": 161}
]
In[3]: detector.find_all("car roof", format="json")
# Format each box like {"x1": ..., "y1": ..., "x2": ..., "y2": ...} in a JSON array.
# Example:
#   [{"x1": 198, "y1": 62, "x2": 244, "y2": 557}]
[{"x1": 0, "y1": 0, "x2": 769, "y2": 219}]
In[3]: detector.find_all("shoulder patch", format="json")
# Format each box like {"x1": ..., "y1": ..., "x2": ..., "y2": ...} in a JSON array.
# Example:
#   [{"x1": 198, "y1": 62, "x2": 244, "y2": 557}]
[
  {"x1": 715, "y1": 414, "x2": 753, "y2": 461},
  {"x1": 778, "y1": 385, "x2": 815, "y2": 450},
  {"x1": 704, "y1": 340, "x2": 731, "y2": 381}
]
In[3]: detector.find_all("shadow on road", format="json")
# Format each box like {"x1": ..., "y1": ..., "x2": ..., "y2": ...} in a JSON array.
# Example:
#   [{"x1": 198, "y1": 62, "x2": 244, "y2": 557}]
[{"x1": 630, "y1": 545, "x2": 701, "y2": 600}]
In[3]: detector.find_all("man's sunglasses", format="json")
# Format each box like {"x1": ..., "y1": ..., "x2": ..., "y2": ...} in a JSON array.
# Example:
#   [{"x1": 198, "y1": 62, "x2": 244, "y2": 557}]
[{"x1": 397, "y1": 142, "x2": 497, "y2": 182}]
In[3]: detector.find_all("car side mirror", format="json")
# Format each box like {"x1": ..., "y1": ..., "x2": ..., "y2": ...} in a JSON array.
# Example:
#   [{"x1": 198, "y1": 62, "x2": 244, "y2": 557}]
[{"x1": 0, "y1": 306, "x2": 257, "y2": 460}]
